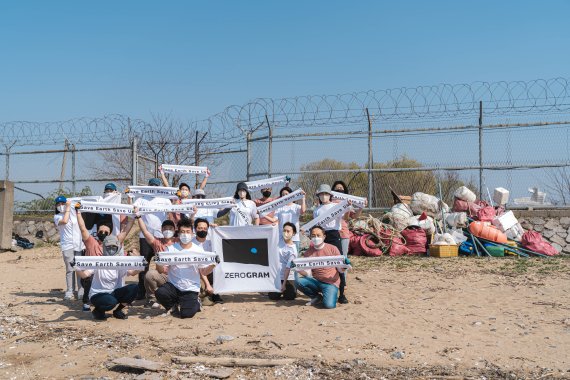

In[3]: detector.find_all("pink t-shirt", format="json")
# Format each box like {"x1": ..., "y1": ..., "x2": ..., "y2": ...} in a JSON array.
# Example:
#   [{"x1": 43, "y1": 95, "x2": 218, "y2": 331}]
[
  {"x1": 303, "y1": 243, "x2": 341, "y2": 288},
  {"x1": 84, "y1": 236, "x2": 103, "y2": 256},
  {"x1": 255, "y1": 197, "x2": 276, "y2": 225}
]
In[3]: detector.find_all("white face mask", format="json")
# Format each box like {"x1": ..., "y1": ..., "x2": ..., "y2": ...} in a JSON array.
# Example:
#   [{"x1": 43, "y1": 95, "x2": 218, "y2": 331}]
[
  {"x1": 238, "y1": 190, "x2": 247, "y2": 199},
  {"x1": 180, "y1": 190, "x2": 190, "y2": 198},
  {"x1": 179, "y1": 233, "x2": 193, "y2": 244},
  {"x1": 57, "y1": 205, "x2": 66, "y2": 213},
  {"x1": 319, "y1": 194, "x2": 330, "y2": 203},
  {"x1": 162, "y1": 230, "x2": 175, "y2": 239},
  {"x1": 311, "y1": 237, "x2": 324, "y2": 247}
]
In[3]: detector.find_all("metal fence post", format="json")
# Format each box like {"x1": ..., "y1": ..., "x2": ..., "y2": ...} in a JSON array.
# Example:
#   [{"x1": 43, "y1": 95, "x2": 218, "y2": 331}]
[
  {"x1": 478, "y1": 101, "x2": 483, "y2": 198},
  {"x1": 246, "y1": 132, "x2": 252, "y2": 181},
  {"x1": 71, "y1": 143, "x2": 76, "y2": 195},
  {"x1": 266, "y1": 114, "x2": 272, "y2": 178},
  {"x1": 131, "y1": 137, "x2": 138, "y2": 186},
  {"x1": 366, "y1": 108, "x2": 374, "y2": 208}
]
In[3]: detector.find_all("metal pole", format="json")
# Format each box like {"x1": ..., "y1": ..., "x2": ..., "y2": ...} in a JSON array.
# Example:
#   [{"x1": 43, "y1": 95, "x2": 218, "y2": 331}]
[
  {"x1": 131, "y1": 137, "x2": 138, "y2": 186},
  {"x1": 71, "y1": 144, "x2": 76, "y2": 195},
  {"x1": 366, "y1": 108, "x2": 374, "y2": 208},
  {"x1": 246, "y1": 132, "x2": 252, "y2": 181},
  {"x1": 195, "y1": 131, "x2": 199, "y2": 188},
  {"x1": 265, "y1": 114, "x2": 272, "y2": 178},
  {"x1": 478, "y1": 101, "x2": 483, "y2": 198}
]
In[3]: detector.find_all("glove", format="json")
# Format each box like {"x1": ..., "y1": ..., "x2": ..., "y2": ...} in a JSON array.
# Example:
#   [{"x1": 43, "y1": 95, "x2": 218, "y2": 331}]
[
  {"x1": 215, "y1": 255, "x2": 221, "y2": 264},
  {"x1": 344, "y1": 257, "x2": 351, "y2": 266}
]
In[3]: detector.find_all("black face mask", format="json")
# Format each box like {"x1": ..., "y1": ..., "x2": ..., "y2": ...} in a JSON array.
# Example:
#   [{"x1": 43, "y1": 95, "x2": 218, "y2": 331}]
[
  {"x1": 196, "y1": 230, "x2": 208, "y2": 239},
  {"x1": 262, "y1": 191, "x2": 271, "y2": 198},
  {"x1": 97, "y1": 232, "x2": 109, "y2": 241}
]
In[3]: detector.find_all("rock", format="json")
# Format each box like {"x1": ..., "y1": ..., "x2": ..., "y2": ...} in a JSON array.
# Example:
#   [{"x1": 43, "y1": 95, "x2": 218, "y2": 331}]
[
  {"x1": 215, "y1": 335, "x2": 235, "y2": 344},
  {"x1": 530, "y1": 217, "x2": 545, "y2": 225},
  {"x1": 543, "y1": 219, "x2": 558, "y2": 230},
  {"x1": 543, "y1": 230, "x2": 555, "y2": 238},
  {"x1": 201, "y1": 368, "x2": 233, "y2": 379},
  {"x1": 565, "y1": 235, "x2": 570, "y2": 244},
  {"x1": 27, "y1": 224, "x2": 38, "y2": 235},
  {"x1": 391, "y1": 351, "x2": 405, "y2": 359},
  {"x1": 533, "y1": 225, "x2": 544, "y2": 232},
  {"x1": 557, "y1": 232, "x2": 568, "y2": 239},
  {"x1": 14, "y1": 223, "x2": 29, "y2": 237},
  {"x1": 560, "y1": 217, "x2": 570, "y2": 226},
  {"x1": 111, "y1": 357, "x2": 164, "y2": 372},
  {"x1": 134, "y1": 373, "x2": 162, "y2": 380},
  {"x1": 562, "y1": 245, "x2": 570, "y2": 254},
  {"x1": 551, "y1": 243, "x2": 563, "y2": 253},
  {"x1": 520, "y1": 221, "x2": 532, "y2": 230},
  {"x1": 548, "y1": 235, "x2": 566, "y2": 246}
]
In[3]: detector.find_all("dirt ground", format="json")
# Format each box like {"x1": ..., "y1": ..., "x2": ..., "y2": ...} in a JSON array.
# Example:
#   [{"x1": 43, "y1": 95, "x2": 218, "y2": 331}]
[{"x1": 1, "y1": 246, "x2": 569, "y2": 380}]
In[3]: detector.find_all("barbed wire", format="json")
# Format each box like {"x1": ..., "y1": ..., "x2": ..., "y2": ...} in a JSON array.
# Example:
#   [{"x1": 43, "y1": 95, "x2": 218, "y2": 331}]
[{"x1": 2, "y1": 78, "x2": 569, "y2": 146}]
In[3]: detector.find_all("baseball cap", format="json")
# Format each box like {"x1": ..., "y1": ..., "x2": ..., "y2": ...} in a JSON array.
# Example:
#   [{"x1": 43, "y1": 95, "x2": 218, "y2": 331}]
[
  {"x1": 148, "y1": 178, "x2": 161, "y2": 186},
  {"x1": 104, "y1": 183, "x2": 117, "y2": 191},
  {"x1": 55, "y1": 195, "x2": 67, "y2": 204}
]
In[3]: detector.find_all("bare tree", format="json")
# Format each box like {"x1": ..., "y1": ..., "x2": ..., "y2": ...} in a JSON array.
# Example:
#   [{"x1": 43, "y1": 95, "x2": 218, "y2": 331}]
[{"x1": 543, "y1": 167, "x2": 570, "y2": 205}]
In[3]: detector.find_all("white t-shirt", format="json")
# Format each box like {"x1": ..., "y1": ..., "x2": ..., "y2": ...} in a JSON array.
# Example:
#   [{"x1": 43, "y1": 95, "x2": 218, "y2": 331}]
[
  {"x1": 229, "y1": 199, "x2": 258, "y2": 226},
  {"x1": 194, "y1": 208, "x2": 219, "y2": 225},
  {"x1": 86, "y1": 268, "x2": 128, "y2": 298},
  {"x1": 54, "y1": 214, "x2": 75, "y2": 251},
  {"x1": 164, "y1": 242, "x2": 208, "y2": 292},
  {"x1": 278, "y1": 240, "x2": 298, "y2": 281},
  {"x1": 191, "y1": 237, "x2": 212, "y2": 252},
  {"x1": 133, "y1": 196, "x2": 171, "y2": 238},
  {"x1": 275, "y1": 203, "x2": 302, "y2": 242},
  {"x1": 314, "y1": 203, "x2": 342, "y2": 231}
]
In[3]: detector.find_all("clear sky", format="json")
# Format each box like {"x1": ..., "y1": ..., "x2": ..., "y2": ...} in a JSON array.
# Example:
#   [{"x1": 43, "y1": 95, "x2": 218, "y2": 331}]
[{"x1": 1, "y1": 1, "x2": 569, "y2": 123}]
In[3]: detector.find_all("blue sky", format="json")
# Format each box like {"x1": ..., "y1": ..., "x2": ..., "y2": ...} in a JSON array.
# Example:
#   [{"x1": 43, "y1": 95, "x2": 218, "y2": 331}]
[{"x1": 1, "y1": 1, "x2": 569, "y2": 122}]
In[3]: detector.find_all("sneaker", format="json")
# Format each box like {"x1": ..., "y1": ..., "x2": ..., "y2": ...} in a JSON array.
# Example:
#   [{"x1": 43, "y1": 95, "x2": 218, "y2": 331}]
[
  {"x1": 82, "y1": 304, "x2": 91, "y2": 312},
  {"x1": 338, "y1": 294, "x2": 349, "y2": 304},
  {"x1": 63, "y1": 292, "x2": 74, "y2": 301},
  {"x1": 92, "y1": 309, "x2": 107, "y2": 321},
  {"x1": 144, "y1": 298, "x2": 155, "y2": 308},
  {"x1": 112, "y1": 309, "x2": 128, "y2": 320},
  {"x1": 211, "y1": 294, "x2": 224, "y2": 304},
  {"x1": 170, "y1": 305, "x2": 180, "y2": 318},
  {"x1": 151, "y1": 302, "x2": 161, "y2": 309},
  {"x1": 77, "y1": 289, "x2": 84, "y2": 300},
  {"x1": 307, "y1": 295, "x2": 322, "y2": 306}
]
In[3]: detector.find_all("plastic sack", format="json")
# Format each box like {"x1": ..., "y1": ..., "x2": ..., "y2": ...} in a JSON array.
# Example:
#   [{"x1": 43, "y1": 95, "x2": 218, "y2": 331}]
[
  {"x1": 410, "y1": 192, "x2": 448, "y2": 218},
  {"x1": 401, "y1": 226, "x2": 427, "y2": 255},
  {"x1": 476, "y1": 206, "x2": 496, "y2": 222},
  {"x1": 521, "y1": 231, "x2": 559, "y2": 256},
  {"x1": 408, "y1": 215, "x2": 436, "y2": 235},
  {"x1": 388, "y1": 203, "x2": 413, "y2": 231},
  {"x1": 432, "y1": 233, "x2": 457, "y2": 245},
  {"x1": 452, "y1": 198, "x2": 482, "y2": 216},
  {"x1": 453, "y1": 186, "x2": 476, "y2": 203},
  {"x1": 388, "y1": 237, "x2": 411, "y2": 256},
  {"x1": 445, "y1": 212, "x2": 468, "y2": 228}
]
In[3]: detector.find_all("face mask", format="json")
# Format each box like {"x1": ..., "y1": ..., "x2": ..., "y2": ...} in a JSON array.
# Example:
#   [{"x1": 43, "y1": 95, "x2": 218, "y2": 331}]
[
  {"x1": 311, "y1": 237, "x2": 324, "y2": 247},
  {"x1": 180, "y1": 190, "x2": 190, "y2": 197},
  {"x1": 283, "y1": 232, "x2": 293, "y2": 241},
  {"x1": 319, "y1": 194, "x2": 330, "y2": 203},
  {"x1": 97, "y1": 232, "x2": 109, "y2": 242},
  {"x1": 238, "y1": 190, "x2": 247, "y2": 199},
  {"x1": 179, "y1": 233, "x2": 193, "y2": 244},
  {"x1": 162, "y1": 230, "x2": 175, "y2": 239},
  {"x1": 196, "y1": 230, "x2": 208, "y2": 239},
  {"x1": 262, "y1": 191, "x2": 271, "y2": 198},
  {"x1": 57, "y1": 205, "x2": 66, "y2": 213},
  {"x1": 105, "y1": 246, "x2": 119, "y2": 256},
  {"x1": 334, "y1": 187, "x2": 344, "y2": 193}
]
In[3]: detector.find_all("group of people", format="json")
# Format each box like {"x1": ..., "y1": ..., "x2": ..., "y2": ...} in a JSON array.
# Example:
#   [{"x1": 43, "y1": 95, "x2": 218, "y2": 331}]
[{"x1": 54, "y1": 171, "x2": 364, "y2": 321}]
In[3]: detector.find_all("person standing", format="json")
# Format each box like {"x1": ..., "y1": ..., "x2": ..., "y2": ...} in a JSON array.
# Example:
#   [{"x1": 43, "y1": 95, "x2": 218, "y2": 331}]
[
  {"x1": 228, "y1": 182, "x2": 259, "y2": 226},
  {"x1": 275, "y1": 187, "x2": 306, "y2": 252}
]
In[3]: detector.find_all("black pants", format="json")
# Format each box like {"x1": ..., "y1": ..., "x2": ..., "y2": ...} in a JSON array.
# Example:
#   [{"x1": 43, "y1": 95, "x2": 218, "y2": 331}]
[
  {"x1": 325, "y1": 230, "x2": 346, "y2": 297},
  {"x1": 138, "y1": 238, "x2": 155, "y2": 298},
  {"x1": 90, "y1": 284, "x2": 138, "y2": 312},
  {"x1": 81, "y1": 277, "x2": 92, "y2": 304},
  {"x1": 155, "y1": 282, "x2": 200, "y2": 319},
  {"x1": 269, "y1": 280, "x2": 296, "y2": 301}
]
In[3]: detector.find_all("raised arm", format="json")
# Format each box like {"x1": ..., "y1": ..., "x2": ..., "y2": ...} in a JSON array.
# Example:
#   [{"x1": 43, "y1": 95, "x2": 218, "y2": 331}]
[
  {"x1": 300, "y1": 192, "x2": 307, "y2": 214},
  {"x1": 118, "y1": 216, "x2": 136, "y2": 244},
  {"x1": 75, "y1": 205, "x2": 91, "y2": 242},
  {"x1": 57, "y1": 200, "x2": 73, "y2": 225},
  {"x1": 134, "y1": 207, "x2": 155, "y2": 245},
  {"x1": 199, "y1": 173, "x2": 209, "y2": 190},
  {"x1": 159, "y1": 165, "x2": 170, "y2": 187}
]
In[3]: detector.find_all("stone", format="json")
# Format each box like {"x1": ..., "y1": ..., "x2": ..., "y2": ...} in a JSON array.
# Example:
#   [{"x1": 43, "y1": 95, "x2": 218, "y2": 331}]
[
  {"x1": 215, "y1": 335, "x2": 235, "y2": 344},
  {"x1": 543, "y1": 219, "x2": 558, "y2": 230},
  {"x1": 111, "y1": 357, "x2": 164, "y2": 372},
  {"x1": 201, "y1": 368, "x2": 234, "y2": 379},
  {"x1": 552, "y1": 243, "x2": 562, "y2": 253},
  {"x1": 548, "y1": 235, "x2": 566, "y2": 246},
  {"x1": 520, "y1": 221, "x2": 533, "y2": 230},
  {"x1": 542, "y1": 230, "x2": 555, "y2": 238},
  {"x1": 555, "y1": 226, "x2": 566, "y2": 233},
  {"x1": 391, "y1": 351, "x2": 405, "y2": 360},
  {"x1": 533, "y1": 225, "x2": 544, "y2": 232},
  {"x1": 27, "y1": 224, "x2": 37, "y2": 235},
  {"x1": 14, "y1": 223, "x2": 29, "y2": 237},
  {"x1": 560, "y1": 217, "x2": 570, "y2": 226},
  {"x1": 530, "y1": 217, "x2": 545, "y2": 225},
  {"x1": 557, "y1": 232, "x2": 567, "y2": 239}
]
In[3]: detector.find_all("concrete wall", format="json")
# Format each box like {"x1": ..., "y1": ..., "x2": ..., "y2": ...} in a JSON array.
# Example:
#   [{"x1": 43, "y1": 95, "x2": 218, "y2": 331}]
[{"x1": 0, "y1": 181, "x2": 14, "y2": 250}]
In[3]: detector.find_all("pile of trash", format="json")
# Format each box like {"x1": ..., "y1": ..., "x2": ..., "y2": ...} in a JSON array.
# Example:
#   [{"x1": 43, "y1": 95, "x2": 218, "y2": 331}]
[{"x1": 349, "y1": 186, "x2": 559, "y2": 258}]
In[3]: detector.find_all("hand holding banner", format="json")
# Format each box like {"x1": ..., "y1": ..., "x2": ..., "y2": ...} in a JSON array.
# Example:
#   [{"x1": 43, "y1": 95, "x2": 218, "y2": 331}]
[
  {"x1": 291, "y1": 255, "x2": 351, "y2": 271},
  {"x1": 161, "y1": 164, "x2": 209, "y2": 175},
  {"x1": 155, "y1": 250, "x2": 217, "y2": 266},
  {"x1": 79, "y1": 201, "x2": 135, "y2": 215},
  {"x1": 300, "y1": 200, "x2": 350, "y2": 232}
]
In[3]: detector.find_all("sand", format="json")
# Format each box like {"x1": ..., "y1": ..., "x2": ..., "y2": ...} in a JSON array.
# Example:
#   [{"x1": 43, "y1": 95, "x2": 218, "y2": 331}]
[{"x1": 1, "y1": 246, "x2": 569, "y2": 379}]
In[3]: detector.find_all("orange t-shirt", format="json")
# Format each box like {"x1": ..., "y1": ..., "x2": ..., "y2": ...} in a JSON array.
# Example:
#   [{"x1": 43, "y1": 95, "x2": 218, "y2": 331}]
[
  {"x1": 303, "y1": 243, "x2": 341, "y2": 288},
  {"x1": 84, "y1": 236, "x2": 103, "y2": 256},
  {"x1": 255, "y1": 197, "x2": 276, "y2": 225}
]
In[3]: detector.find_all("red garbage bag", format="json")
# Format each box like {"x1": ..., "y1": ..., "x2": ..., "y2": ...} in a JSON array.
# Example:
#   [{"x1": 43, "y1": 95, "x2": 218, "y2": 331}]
[
  {"x1": 521, "y1": 231, "x2": 559, "y2": 256},
  {"x1": 349, "y1": 234, "x2": 363, "y2": 256},
  {"x1": 477, "y1": 206, "x2": 496, "y2": 222},
  {"x1": 359, "y1": 235, "x2": 384, "y2": 257},
  {"x1": 389, "y1": 237, "x2": 411, "y2": 256},
  {"x1": 401, "y1": 226, "x2": 427, "y2": 255},
  {"x1": 452, "y1": 197, "x2": 482, "y2": 216}
]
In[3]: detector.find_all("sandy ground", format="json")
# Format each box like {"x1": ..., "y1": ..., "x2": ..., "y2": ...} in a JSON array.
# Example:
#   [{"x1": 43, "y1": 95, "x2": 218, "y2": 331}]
[{"x1": 1, "y1": 246, "x2": 569, "y2": 380}]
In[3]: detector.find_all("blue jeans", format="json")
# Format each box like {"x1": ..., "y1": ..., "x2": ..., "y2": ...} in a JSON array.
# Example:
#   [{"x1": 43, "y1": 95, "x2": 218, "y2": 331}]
[
  {"x1": 90, "y1": 284, "x2": 138, "y2": 312},
  {"x1": 295, "y1": 276, "x2": 338, "y2": 309}
]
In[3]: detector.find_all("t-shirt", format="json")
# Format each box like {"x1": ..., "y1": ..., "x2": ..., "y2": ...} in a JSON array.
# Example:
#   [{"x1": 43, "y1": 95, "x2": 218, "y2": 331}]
[
  {"x1": 163, "y1": 242, "x2": 208, "y2": 292},
  {"x1": 278, "y1": 240, "x2": 297, "y2": 281},
  {"x1": 275, "y1": 203, "x2": 302, "y2": 242},
  {"x1": 152, "y1": 238, "x2": 178, "y2": 254},
  {"x1": 191, "y1": 237, "x2": 212, "y2": 252},
  {"x1": 194, "y1": 208, "x2": 219, "y2": 225},
  {"x1": 85, "y1": 268, "x2": 128, "y2": 298},
  {"x1": 54, "y1": 214, "x2": 75, "y2": 251},
  {"x1": 133, "y1": 196, "x2": 171, "y2": 238},
  {"x1": 84, "y1": 235, "x2": 103, "y2": 256},
  {"x1": 302, "y1": 243, "x2": 341, "y2": 288},
  {"x1": 254, "y1": 198, "x2": 276, "y2": 225},
  {"x1": 313, "y1": 203, "x2": 343, "y2": 231},
  {"x1": 229, "y1": 199, "x2": 258, "y2": 226}
]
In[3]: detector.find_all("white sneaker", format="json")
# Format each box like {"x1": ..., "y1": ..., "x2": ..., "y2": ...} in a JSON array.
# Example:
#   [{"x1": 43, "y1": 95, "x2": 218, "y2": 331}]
[
  {"x1": 64, "y1": 292, "x2": 74, "y2": 301},
  {"x1": 151, "y1": 302, "x2": 161, "y2": 309},
  {"x1": 77, "y1": 289, "x2": 84, "y2": 300},
  {"x1": 306, "y1": 296, "x2": 322, "y2": 306}
]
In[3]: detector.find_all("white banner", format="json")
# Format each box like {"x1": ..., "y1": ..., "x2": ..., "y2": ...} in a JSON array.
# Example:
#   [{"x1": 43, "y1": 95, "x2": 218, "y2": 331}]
[
  {"x1": 126, "y1": 186, "x2": 179, "y2": 199},
  {"x1": 137, "y1": 204, "x2": 196, "y2": 215},
  {"x1": 257, "y1": 188, "x2": 304, "y2": 215},
  {"x1": 292, "y1": 255, "x2": 351, "y2": 271},
  {"x1": 182, "y1": 197, "x2": 236, "y2": 209},
  {"x1": 245, "y1": 176, "x2": 289, "y2": 191},
  {"x1": 212, "y1": 225, "x2": 280, "y2": 294},
  {"x1": 74, "y1": 256, "x2": 147, "y2": 270},
  {"x1": 331, "y1": 191, "x2": 367, "y2": 208},
  {"x1": 79, "y1": 201, "x2": 135, "y2": 215},
  {"x1": 300, "y1": 200, "x2": 350, "y2": 232},
  {"x1": 161, "y1": 164, "x2": 209, "y2": 175},
  {"x1": 155, "y1": 250, "x2": 217, "y2": 266}
]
